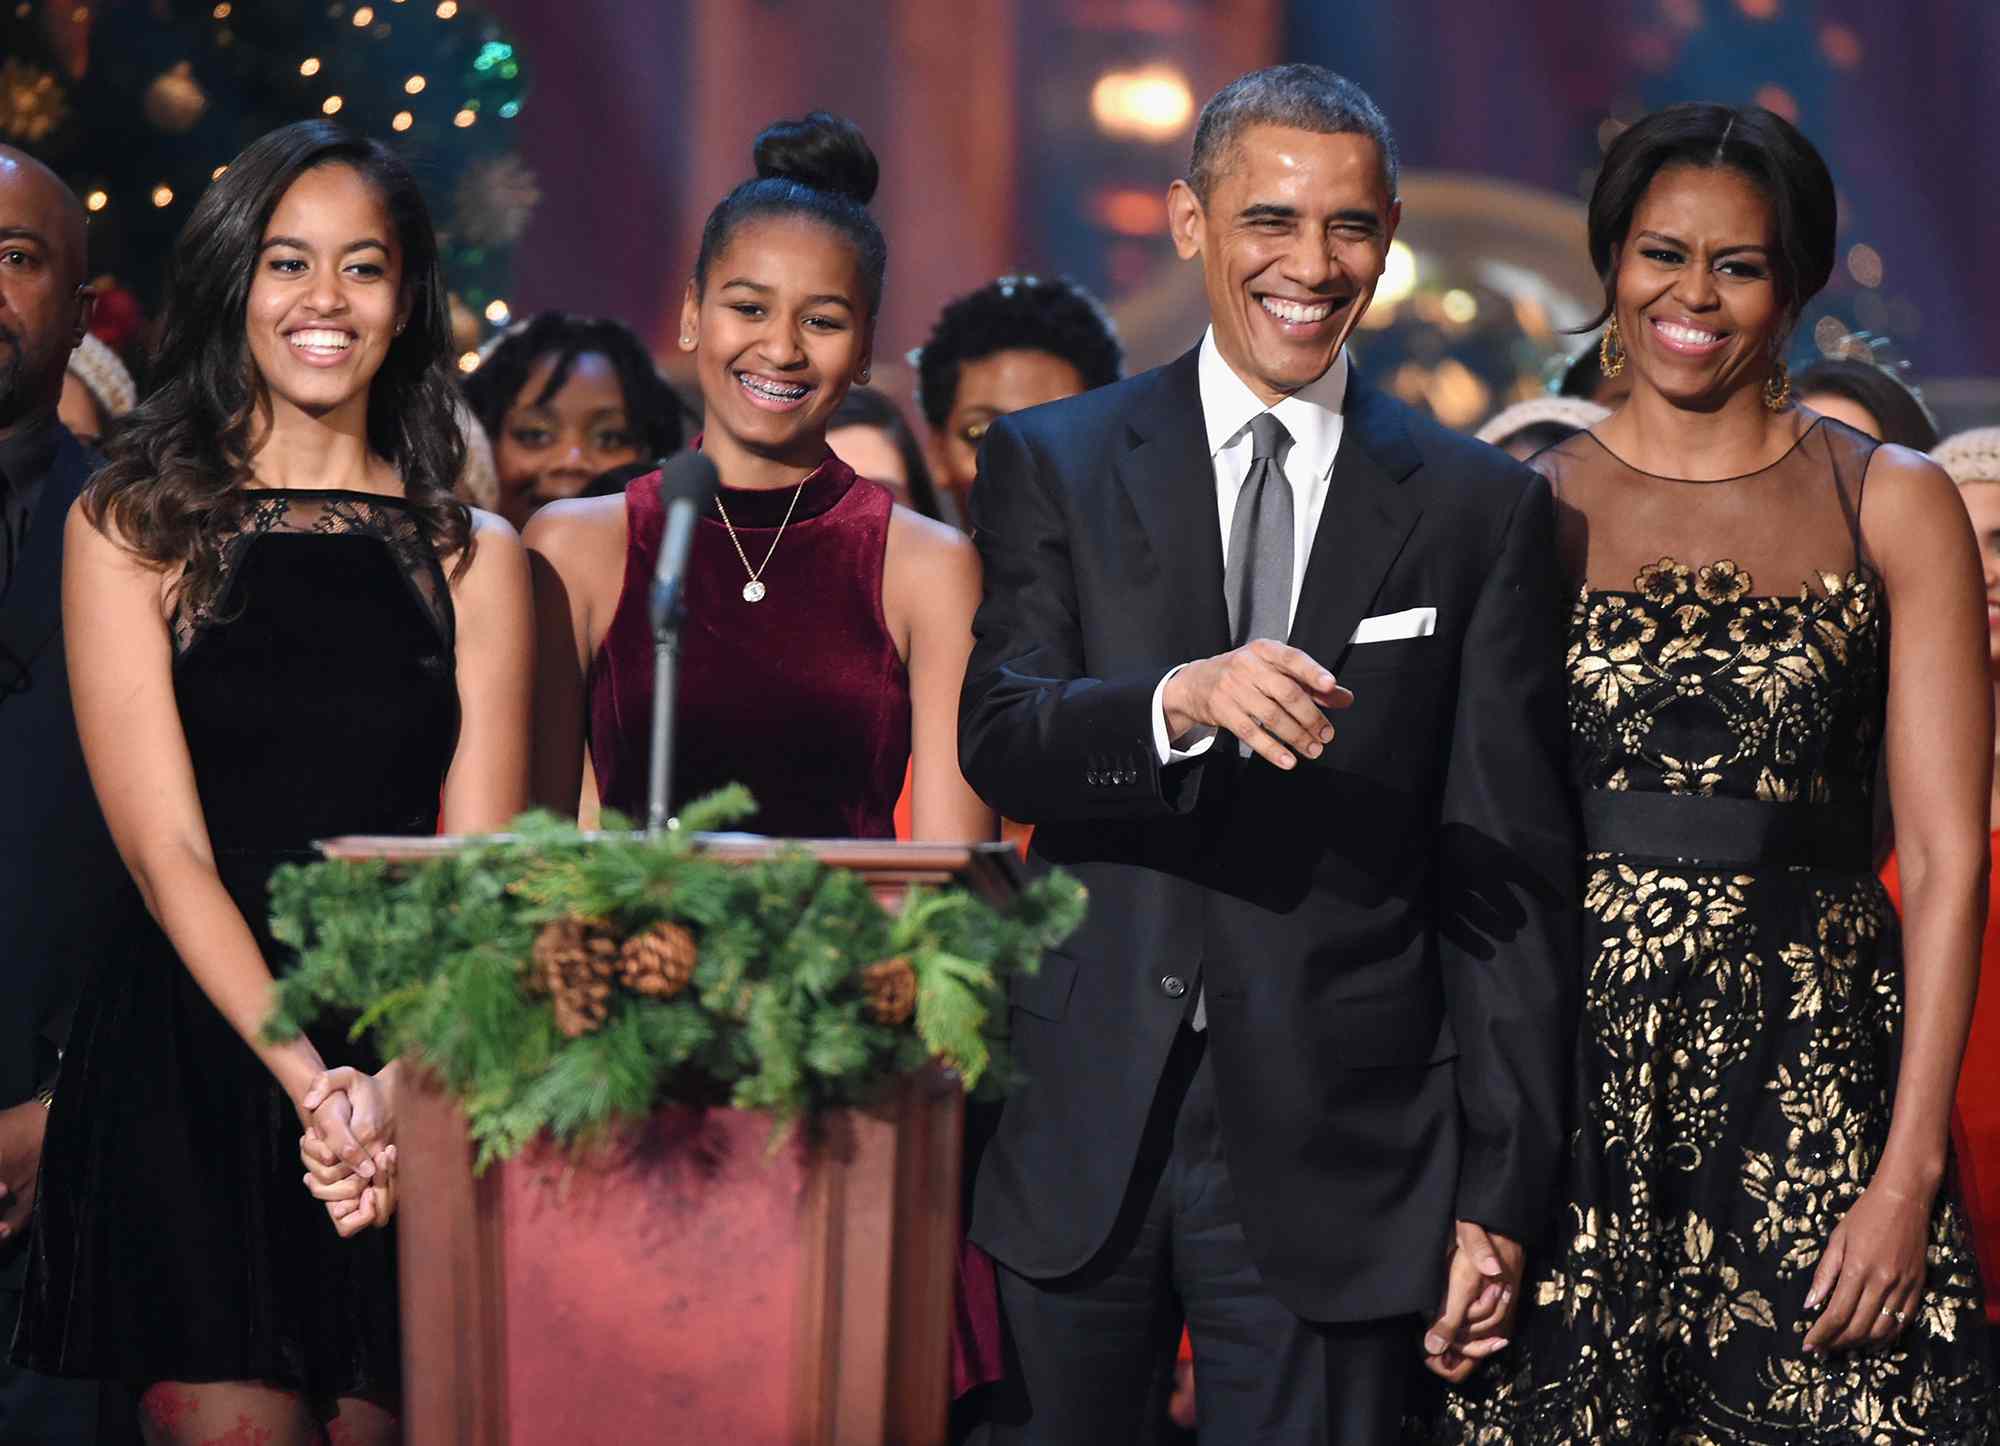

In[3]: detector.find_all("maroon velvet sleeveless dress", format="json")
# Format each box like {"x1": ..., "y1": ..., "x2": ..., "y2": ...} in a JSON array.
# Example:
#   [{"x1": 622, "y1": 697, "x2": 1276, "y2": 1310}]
[{"x1": 588, "y1": 452, "x2": 910, "y2": 835}]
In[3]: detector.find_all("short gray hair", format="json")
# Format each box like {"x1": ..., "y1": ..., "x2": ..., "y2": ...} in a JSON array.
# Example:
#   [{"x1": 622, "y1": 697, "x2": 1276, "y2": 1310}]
[{"x1": 1188, "y1": 65, "x2": 1399, "y2": 203}]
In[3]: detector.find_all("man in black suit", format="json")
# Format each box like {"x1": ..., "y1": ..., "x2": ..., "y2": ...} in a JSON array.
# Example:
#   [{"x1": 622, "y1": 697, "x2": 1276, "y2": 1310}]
[
  {"x1": 959, "y1": 67, "x2": 1578, "y2": 1442},
  {"x1": 0, "y1": 144, "x2": 118, "y2": 1445}
]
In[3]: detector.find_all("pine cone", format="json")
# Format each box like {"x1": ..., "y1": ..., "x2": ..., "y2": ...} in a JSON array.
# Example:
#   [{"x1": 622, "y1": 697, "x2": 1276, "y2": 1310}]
[
  {"x1": 529, "y1": 915, "x2": 621, "y2": 1036},
  {"x1": 619, "y1": 921, "x2": 698, "y2": 999},
  {"x1": 860, "y1": 956, "x2": 918, "y2": 1027}
]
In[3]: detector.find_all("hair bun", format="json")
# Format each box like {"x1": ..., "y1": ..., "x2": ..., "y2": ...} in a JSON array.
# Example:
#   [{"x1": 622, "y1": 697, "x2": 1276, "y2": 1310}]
[{"x1": 752, "y1": 111, "x2": 879, "y2": 206}]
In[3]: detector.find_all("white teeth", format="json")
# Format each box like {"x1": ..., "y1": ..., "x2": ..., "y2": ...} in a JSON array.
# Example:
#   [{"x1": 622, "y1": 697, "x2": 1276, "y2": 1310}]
[
  {"x1": 1261, "y1": 297, "x2": 1336, "y2": 324},
  {"x1": 739, "y1": 373, "x2": 809, "y2": 400},
  {"x1": 289, "y1": 329, "x2": 353, "y2": 351},
  {"x1": 1655, "y1": 321, "x2": 1722, "y2": 345}
]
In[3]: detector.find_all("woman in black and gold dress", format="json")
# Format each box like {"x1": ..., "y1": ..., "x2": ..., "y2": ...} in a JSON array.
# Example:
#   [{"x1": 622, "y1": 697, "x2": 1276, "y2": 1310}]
[
  {"x1": 11, "y1": 122, "x2": 530, "y2": 1444},
  {"x1": 1426, "y1": 104, "x2": 1999, "y2": 1441}
]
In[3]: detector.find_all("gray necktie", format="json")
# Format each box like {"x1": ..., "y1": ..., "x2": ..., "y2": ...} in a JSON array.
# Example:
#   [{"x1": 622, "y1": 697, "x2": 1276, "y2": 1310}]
[
  {"x1": 1223, "y1": 412, "x2": 1295, "y2": 751},
  {"x1": 1193, "y1": 414, "x2": 1293, "y2": 1033}
]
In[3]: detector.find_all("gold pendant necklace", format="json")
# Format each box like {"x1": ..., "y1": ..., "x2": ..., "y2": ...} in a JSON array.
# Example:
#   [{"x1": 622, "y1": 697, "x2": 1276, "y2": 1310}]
[{"x1": 714, "y1": 480, "x2": 808, "y2": 603}]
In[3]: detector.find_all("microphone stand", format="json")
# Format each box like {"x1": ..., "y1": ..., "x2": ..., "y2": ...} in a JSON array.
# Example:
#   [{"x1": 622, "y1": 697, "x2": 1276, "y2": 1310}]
[{"x1": 646, "y1": 575, "x2": 683, "y2": 838}]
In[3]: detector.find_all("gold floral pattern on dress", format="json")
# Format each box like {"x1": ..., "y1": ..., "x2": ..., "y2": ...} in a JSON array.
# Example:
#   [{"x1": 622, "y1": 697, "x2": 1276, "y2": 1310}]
[{"x1": 1422, "y1": 553, "x2": 1999, "y2": 1444}]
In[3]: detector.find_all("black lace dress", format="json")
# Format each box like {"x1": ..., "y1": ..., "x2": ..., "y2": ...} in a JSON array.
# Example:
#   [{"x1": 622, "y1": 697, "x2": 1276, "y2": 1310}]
[
  {"x1": 11, "y1": 491, "x2": 458, "y2": 1410},
  {"x1": 1426, "y1": 420, "x2": 1999, "y2": 1442}
]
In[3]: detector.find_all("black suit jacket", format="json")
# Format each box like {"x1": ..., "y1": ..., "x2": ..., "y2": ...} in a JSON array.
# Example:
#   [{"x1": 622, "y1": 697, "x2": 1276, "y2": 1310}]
[
  {"x1": 959, "y1": 348, "x2": 1579, "y2": 1323},
  {"x1": 0, "y1": 427, "x2": 125, "y2": 1288}
]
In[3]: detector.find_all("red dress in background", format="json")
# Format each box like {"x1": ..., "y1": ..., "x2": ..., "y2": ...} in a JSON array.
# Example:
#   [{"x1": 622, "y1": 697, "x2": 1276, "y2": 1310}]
[
  {"x1": 1883, "y1": 832, "x2": 2000, "y2": 1323},
  {"x1": 589, "y1": 456, "x2": 1004, "y2": 1395}
]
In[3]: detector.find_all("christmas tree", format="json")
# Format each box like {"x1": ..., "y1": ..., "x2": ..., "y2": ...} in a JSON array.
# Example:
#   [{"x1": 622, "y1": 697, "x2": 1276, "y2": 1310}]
[{"x1": 0, "y1": 0, "x2": 537, "y2": 370}]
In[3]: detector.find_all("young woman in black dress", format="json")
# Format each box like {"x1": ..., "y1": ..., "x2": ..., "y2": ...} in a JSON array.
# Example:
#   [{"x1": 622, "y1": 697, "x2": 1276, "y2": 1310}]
[{"x1": 10, "y1": 120, "x2": 531, "y2": 1444}]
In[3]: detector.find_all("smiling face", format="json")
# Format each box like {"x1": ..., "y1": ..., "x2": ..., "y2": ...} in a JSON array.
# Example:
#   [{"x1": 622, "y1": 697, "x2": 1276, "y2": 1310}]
[
  {"x1": 492, "y1": 349, "x2": 643, "y2": 527},
  {"x1": 244, "y1": 163, "x2": 407, "y2": 427},
  {"x1": 1168, "y1": 125, "x2": 1398, "y2": 405},
  {"x1": 1612, "y1": 164, "x2": 1785, "y2": 410},
  {"x1": 680, "y1": 215, "x2": 870, "y2": 469},
  {"x1": 934, "y1": 347, "x2": 1089, "y2": 502}
]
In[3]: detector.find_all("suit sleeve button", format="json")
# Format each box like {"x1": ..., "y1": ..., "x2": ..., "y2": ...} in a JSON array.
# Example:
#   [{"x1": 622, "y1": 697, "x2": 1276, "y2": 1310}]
[{"x1": 1160, "y1": 974, "x2": 1187, "y2": 999}]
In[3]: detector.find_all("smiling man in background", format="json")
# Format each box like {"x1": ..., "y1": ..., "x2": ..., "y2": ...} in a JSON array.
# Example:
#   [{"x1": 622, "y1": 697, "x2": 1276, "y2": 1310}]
[{"x1": 957, "y1": 66, "x2": 1579, "y2": 1443}]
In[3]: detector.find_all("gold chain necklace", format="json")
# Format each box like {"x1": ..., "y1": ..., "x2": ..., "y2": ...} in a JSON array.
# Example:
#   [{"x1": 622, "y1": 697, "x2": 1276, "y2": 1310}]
[{"x1": 713, "y1": 481, "x2": 808, "y2": 603}]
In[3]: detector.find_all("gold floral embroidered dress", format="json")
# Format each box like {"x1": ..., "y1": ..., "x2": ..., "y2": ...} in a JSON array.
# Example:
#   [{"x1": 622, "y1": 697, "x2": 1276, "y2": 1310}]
[{"x1": 1431, "y1": 419, "x2": 1998, "y2": 1443}]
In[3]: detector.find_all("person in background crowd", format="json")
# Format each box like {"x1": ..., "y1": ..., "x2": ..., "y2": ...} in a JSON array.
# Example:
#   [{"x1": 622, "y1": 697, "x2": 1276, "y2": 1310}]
[
  {"x1": 57, "y1": 332, "x2": 135, "y2": 447},
  {"x1": 1881, "y1": 424, "x2": 2000, "y2": 1360},
  {"x1": 461, "y1": 311, "x2": 686, "y2": 530},
  {"x1": 828, "y1": 383, "x2": 946, "y2": 520},
  {"x1": 1432, "y1": 104, "x2": 1997, "y2": 1442},
  {"x1": 912, "y1": 273, "x2": 1122, "y2": 516},
  {"x1": 0, "y1": 141, "x2": 117, "y2": 1446},
  {"x1": 10, "y1": 120, "x2": 533, "y2": 1446},
  {"x1": 1797, "y1": 355, "x2": 1941, "y2": 452},
  {"x1": 1472, "y1": 395, "x2": 1610, "y2": 460},
  {"x1": 1558, "y1": 334, "x2": 1633, "y2": 408}
]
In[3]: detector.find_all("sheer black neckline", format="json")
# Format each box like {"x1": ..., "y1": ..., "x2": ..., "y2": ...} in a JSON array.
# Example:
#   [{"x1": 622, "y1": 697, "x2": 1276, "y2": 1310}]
[
  {"x1": 242, "y1": 486, "x2": 416, "y2": 505},
  {"x1": 1578, "y1": 416, "x2": 1824, "y2": 485}
]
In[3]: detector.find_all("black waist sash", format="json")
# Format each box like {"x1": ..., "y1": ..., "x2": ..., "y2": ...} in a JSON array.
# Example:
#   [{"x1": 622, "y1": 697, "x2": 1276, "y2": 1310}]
[{"x1": 1581, "y1": 790, "x2": 1870, "y2": 872}]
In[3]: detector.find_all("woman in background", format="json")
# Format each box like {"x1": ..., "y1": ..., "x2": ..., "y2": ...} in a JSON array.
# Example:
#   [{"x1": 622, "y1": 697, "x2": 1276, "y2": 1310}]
[
  {"x1": 828, "y1": 383, "x2": 946, "y2": 520},
  {"x1": 1472, "y1": 395, "x2": 1610, "y2": 461},
  {"x1": 1882, "y1": 425, "x2": 2000, "y2": 1358},
  {"x1": 11, "y1": 120, "x2": 531, "y2": 1445},
  {"x1": 461, "y1": 311, "x2": 687, "y2": 530},
  {"x1": 1795, "y1": 355, "x2": 1940, "y2": 452},
  {"x1": 58, "y1": 332, "x2": 136, "y2": 446}
]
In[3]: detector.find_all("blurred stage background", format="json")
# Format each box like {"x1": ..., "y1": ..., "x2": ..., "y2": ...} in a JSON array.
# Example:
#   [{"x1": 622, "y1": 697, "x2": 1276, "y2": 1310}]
[{"x1": 7, "y1": 0, "x2": 1996, "y2": 429}]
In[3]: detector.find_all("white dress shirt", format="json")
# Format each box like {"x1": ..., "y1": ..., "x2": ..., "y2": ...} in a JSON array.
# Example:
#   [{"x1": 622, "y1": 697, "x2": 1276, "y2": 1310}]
[{"x1": 1149, "y1": 328, "x2": 1352, "y2": 764}]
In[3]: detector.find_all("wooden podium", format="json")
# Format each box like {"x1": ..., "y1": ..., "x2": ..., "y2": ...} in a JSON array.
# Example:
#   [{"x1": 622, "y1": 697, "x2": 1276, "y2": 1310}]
[{"x1": 318, "y1": 835, "x2": 1023, "y2": 1446}]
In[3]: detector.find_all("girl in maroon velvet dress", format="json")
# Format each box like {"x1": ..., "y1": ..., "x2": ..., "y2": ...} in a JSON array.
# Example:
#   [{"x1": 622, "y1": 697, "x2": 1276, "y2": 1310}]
[{"x1": 522, "y1": 111, "x2": 1002, "y2": 1394}]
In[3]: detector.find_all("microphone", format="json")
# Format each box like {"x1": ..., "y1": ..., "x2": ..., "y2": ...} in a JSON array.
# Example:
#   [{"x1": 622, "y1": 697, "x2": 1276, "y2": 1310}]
[
  {"x1": 646, "y1": 453, "x2": 719, "y2": 835},
  {"x1": 649, "y1": 452, "x2": 720, "y2": 637}
]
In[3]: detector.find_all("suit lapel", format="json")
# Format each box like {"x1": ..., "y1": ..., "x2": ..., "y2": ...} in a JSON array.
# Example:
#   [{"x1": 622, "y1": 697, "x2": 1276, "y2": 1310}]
[
  {"x1": 1288, "y1": 371, "x2": 1423, "y2": 671},
  {"x1": 0, "y1": 431, "x2": 88, "y2": 675},
  {"x1": 1114, "y1": 346, "x2": 1232, "y2": 662}
]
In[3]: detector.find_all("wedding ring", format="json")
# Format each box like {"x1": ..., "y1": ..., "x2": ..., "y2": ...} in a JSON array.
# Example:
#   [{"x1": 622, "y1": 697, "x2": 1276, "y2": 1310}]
[
  {"x1": 1880, "y1": 1306, "x2": 1894, "y2": 1317},
  {"x1": 1896, "y1": 1310, "x2": 1908, "y2": 1324}
]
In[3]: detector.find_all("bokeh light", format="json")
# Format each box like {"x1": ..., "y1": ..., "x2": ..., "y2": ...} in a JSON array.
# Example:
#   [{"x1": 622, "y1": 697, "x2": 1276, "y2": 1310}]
[{"x1": 1089, "y1": 65, "x2": 1196, "y2": 143}]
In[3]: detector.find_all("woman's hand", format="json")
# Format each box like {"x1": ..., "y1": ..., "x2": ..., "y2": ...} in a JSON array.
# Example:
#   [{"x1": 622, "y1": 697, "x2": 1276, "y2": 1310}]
[
  {"x1": 1802, "y1": 1180, "x2": 1933, "y2": 1352},
  {"x1": 303, "y1": 1130, "x2": 399, "y2": 1236},
  {"x1": 298, "y1": 1063, "x2": 399, "y2": 1176}
]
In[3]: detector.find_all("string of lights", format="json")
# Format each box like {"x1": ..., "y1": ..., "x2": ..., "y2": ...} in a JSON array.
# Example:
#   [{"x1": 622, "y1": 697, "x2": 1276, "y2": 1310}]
[{"x1": 0, "y1": 0, "x2": 535, "y2": 373}]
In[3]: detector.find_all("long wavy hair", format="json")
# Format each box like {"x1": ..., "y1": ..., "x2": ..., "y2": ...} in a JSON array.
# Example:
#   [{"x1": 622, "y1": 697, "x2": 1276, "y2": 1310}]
[{"x1": 84, "y1": 120, "x2": 472, "y2": 620}]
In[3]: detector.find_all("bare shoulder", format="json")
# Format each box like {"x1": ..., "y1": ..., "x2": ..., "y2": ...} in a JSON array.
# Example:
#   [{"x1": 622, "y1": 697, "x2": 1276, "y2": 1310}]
[
  {"x1": 521, "y1": 494, "x2": 627, "y2": 571},
  {"x1": 64, "y1": 491, "x2": 164, "y2": 582},
  {"x1": 455, "y1": 506, "x2": 527, "y2": 585},
  {"x1": 887, "y1": 503, "x2": 977, "y2": 577},
  {"x1": 450, "y1": 506, "x2": 532, "y2": 608},
  {"x1": 1858, "y1": 444, "x2": 1967, "y2": 563}
]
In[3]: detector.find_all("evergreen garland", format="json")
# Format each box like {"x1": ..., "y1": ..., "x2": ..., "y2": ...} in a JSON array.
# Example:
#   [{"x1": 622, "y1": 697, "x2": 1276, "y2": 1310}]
[{"x1": 264, "y1": 787, "x2": 1086, "y2": 1169}]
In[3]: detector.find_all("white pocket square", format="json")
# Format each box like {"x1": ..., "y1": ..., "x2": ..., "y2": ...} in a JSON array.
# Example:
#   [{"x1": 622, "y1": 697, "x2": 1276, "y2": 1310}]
[{"x1": 1348, "y1": 606, "x2": 1437, "y2": 645}]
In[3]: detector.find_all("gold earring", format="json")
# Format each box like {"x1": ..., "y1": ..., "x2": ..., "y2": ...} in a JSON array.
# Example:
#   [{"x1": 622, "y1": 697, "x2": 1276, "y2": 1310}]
[
  {"x1": 1599, "y1": 317, "x2": 1626, "y2": 378},
  {"x1": 1763, "y1": 359, "x2": 1791, "y2": 412}
]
